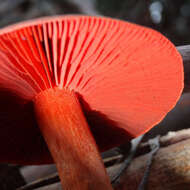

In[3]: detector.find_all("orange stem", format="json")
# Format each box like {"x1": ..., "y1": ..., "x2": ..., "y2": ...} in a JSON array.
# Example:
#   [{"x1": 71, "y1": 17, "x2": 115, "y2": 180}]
[{"x1": 34, "y1": 88, "x2": 113, "y2": 190}]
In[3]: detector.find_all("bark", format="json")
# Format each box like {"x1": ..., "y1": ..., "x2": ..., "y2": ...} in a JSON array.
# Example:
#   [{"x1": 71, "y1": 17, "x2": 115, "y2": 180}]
[{"x1": 107, "y1": 129, "x2": 190, "y2": 190}]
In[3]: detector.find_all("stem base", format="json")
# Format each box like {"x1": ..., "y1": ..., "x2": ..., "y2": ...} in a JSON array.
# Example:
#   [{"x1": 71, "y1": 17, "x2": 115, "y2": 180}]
[{"x1": 34, "y1": 88, "x2": 113, "y2": 190}]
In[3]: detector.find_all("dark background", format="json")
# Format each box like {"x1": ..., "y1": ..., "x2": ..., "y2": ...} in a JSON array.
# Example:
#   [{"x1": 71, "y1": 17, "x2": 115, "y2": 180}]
[{"x1": 1, "y1": 0, "x2": 190, "y2": 46}]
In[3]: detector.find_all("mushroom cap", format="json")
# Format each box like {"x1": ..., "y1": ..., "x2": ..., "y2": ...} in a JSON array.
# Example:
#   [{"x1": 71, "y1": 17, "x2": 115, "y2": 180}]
[{"x1": 0, "y1": 15, "x2": 183, "y2": 164}]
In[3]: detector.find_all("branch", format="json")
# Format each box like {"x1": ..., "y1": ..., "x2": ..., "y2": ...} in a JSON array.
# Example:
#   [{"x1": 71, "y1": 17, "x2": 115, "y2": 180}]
[
  {"x1": 136, "y1": 128, "x2": 190, "y2": 157},
  {"x1": 177, "y1": 45, "x2": 190, "y2": 92}
]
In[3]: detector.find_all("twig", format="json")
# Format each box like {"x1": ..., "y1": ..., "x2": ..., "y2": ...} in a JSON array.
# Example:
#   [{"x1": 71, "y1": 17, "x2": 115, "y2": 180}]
[
  {"x1": 16, "y1": 173, "x2": 59, "y2": 190},
  {"x1": 137, "y1": 136, "x2": 160, "y2": 190},
  {"x1": 111, "y1": 135, "x2": 144, "y2": 185},
  {"x1": 136, "y1": 128, "x2": 190, "y2": 157}
]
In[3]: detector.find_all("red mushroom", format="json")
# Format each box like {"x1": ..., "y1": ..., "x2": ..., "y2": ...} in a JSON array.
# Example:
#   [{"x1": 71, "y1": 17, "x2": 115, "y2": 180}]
[{"x1": 0, "y1": 15, "x2": 183, "y2": 189}]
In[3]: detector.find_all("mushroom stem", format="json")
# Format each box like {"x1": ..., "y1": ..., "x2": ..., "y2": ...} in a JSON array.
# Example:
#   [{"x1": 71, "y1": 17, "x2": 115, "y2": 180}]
[{"x1": 34, "y1": 88, "x2": 113, "y2": 190}]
